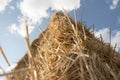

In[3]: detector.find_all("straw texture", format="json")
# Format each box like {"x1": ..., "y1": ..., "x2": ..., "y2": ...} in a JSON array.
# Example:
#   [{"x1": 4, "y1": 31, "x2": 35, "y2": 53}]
[{"x1": 6, "y1": 12, "x2": 120, "y2": 80}]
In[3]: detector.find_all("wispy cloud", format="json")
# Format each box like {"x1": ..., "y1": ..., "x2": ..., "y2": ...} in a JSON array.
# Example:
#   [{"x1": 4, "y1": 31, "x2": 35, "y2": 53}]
[
  {"x1": 0, "y1": 0, "x2": 12, "y2": 12},
  {"x1": 19, "y1": 0, "x2": 81, "y2": 23},
  {"x1": 106, "y1": 0, "x2": 120, "y2": 10},
  {"x1": 95, "y1": 28, "x2": 120, "y2": 51},
  {"x1": 8, "y1": 17, "x2": 35, "y2": 37}
]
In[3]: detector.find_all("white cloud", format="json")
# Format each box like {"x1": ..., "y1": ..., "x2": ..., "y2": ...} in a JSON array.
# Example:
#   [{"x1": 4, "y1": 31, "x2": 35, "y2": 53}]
[
  {"x1": 50, "y1": 0, "x2": 80, "y2": 11},
  {"x1": 19, "y1": 0, "x2": 81, "y2": 23},
  {"x1": 106, "y1": 0, "x2": 120, "y2": 10},
  {"x1": 95, "y1": 28, "x2": 120, "y2": 51},
  {"x1": 112, "y1": 31, "x2": 120, "y2": 51},
  {"x1": 95, "y1": 28, "x2": 110, "y2": 42},
  {"x1": 8, "y1": 0, "x2": 81, "y2": 37},
  {"x1": 0, "y1": 0, "x2": 12, "y2": 12},
  {"x1": 110, "y1": 0, "x2": 119, "y2": 10},
  {"x1": 8, "y1": 17, "x2": 35, "y2": 37},
  {"x1": 19, "y1": 0, "x2": 51, "y2": 23}
]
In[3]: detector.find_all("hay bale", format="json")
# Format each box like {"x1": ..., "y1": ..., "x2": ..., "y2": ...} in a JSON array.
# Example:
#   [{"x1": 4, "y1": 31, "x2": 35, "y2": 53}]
[{"x1": 7, "y1": 12, "x2": 120, "y2": 80}]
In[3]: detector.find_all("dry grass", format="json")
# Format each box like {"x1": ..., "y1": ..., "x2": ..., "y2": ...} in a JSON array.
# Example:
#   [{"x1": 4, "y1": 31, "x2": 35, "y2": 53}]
[
  {"x1": 0, "y1": 46, "x2": 10, "y2": 67},
  {"x1": 0, "y1": 11, "x2": 120, "y2": 80}
]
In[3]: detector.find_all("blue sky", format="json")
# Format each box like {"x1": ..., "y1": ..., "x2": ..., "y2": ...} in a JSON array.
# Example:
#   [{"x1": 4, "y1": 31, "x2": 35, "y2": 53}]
[{"x1": 0, "y1": 0, "x2": 120, "y2": 78}]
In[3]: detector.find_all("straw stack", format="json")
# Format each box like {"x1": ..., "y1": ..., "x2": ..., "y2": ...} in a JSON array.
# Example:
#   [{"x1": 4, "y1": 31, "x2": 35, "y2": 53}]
[{"x1": 7, "y1": 12, "x2": 120, "y2": 80}]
